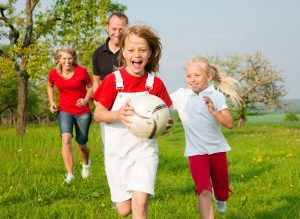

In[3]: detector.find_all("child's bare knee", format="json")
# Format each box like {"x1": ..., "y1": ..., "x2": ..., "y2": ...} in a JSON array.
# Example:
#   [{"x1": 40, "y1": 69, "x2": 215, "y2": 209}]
[
  {"x1": 116, "y1": 201, "x2": 132, "y2": 217},
  {"x1": 199, "y1": 189, "x2": 212, "y2": 199},
  {"x1": 117, "y1": 207, "x2": 131, "y2": 217}
]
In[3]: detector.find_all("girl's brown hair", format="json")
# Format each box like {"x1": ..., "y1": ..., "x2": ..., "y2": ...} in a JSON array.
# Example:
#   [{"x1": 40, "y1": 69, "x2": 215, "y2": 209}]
[{"x1": 118, "y1": 24, "x2": 162, "y2": 73}]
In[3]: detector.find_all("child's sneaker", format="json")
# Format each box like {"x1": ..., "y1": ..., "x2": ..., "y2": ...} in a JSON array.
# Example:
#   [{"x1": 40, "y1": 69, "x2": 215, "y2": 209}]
[
  {"x1": 81, "y1": 159, "x2": 91, "y2": 179},
  {"x1": 64, "y1": 173, "x2": 74, "y2": 184},
  {"x1": 215, "y1": 199, "x2": 226, "y2": 213}
]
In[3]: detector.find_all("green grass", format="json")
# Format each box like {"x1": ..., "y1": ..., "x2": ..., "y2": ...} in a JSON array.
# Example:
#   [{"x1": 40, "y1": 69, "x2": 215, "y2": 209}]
[{"x1": 0, "y1": 119, "x2": 300, "y2": 218}]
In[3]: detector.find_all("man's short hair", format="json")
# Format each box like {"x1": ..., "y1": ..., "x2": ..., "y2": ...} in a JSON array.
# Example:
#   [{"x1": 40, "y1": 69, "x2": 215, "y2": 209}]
[{"x1": 108, "y1": 11, "x2": 129, "y2": 25}]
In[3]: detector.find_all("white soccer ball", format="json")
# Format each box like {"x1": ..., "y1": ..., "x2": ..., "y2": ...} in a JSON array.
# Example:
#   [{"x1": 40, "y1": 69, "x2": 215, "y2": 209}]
[{"x1": 127, "y1": 93, "x2": 170, "y2": 139}]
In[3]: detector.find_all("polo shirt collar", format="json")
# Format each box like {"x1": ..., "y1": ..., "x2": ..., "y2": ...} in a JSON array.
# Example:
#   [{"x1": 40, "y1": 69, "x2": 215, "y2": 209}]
[
  {"x1": 186, "y1": 88, "x2": 195, "y2": 96},
  {"x1": 103, "y1": 37, "x2": 120, "y2": 55},
  {"x1": 200, "y1": 85, "x2": 215, "y2": 95},
  {"x1": 103, "y1": 38, "x2": 110, "y2": 52}
]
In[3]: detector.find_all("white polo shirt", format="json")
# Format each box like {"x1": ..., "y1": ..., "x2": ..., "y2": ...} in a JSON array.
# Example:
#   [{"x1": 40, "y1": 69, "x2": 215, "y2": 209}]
[{"x1": 170, "y1": 85, "x2": 231, "y2": 157}]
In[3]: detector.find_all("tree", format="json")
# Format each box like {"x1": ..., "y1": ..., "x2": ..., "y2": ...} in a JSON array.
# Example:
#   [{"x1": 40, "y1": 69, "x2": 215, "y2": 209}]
[
  {"x1": 0, "y1": 0, "x2": 126, "y2": 135},
  {"x1": 210, "y1": 52, "x2": 286, "y2": 127},
  {"x1": 284, "y1": 111, "x2": 299, "y2": 122}
]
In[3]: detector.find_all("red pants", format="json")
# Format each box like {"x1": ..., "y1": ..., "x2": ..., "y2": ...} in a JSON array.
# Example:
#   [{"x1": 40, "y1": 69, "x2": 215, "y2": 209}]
[{"x1": 189, "y1": 152, "x2": 230, "y2": 201}]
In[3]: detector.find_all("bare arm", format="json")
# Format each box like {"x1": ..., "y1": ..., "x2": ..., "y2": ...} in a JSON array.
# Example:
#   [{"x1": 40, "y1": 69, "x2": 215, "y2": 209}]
[
  {"x1": 93, "y1": 75, "x2": 102, "y2": 93},
  {"x1": 204, "y1": 96, "x2": 233, "y2": 129},
  {"x1": 47, "y1": 82, "x2": 58, "y2": 113},
  {"x1": 94, "y1": 100, "x2": 133, "y2": 126}
]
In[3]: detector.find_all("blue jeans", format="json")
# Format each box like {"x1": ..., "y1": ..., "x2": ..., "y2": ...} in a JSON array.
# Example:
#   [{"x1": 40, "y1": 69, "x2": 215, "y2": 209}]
[{"x1": 58, "y1": 111, "x2": 92, "y2": 144}]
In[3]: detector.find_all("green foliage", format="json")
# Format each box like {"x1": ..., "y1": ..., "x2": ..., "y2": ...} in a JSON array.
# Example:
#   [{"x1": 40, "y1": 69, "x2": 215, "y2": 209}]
[
  {"x1": 0, "y1": 73, "x2": 51, "y2": 123},
  {"x1": 22, "y1": 41, "x2": 53, "y2": 79},
  {"x1": 284, "y1": 111, "x2": 299, "y2": 122},
  {"x1": 50, "y1": 0, "x2": 127, "y2": 73},
  {"x1": 0, "y1": 70, "x2": 17, "y2": 115},
  {"x1": 0, "y1": 46, "x2": 17, "y2": 118},
  {"x1": 0, "y1": 122, "x2": 299, "y2": 218},
  {"x1": 0, "y1": 0, "x2": 127, "y2": 126},
  {"x1": 26, "y1": 78, "x2": 51, "y2": 122}
]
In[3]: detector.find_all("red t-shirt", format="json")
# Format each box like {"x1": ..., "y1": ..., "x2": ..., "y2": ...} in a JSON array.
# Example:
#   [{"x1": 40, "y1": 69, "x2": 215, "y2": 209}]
[
  {"x1": 48, "y1": 66, "x2": 92, "y2": 115},
  {"x1": 93, "y1": 68, "x2": 172, "y2": 110}
]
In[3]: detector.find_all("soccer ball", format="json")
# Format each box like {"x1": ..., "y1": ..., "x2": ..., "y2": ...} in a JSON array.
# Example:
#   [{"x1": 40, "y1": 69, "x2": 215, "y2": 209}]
[{"x1": 127, "y1": 93, "x2": 170, "y2": 139}]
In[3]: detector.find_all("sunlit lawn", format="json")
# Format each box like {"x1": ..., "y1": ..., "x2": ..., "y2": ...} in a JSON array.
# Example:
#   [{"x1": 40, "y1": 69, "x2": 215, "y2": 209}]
[{"x1": 0, "y1": 116, "x2": 299, "y2": 218}]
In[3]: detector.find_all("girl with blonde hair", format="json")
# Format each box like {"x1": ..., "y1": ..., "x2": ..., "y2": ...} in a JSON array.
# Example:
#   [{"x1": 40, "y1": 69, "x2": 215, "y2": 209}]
[{"x1": 171, "y1": 55, "x2": 242, "y2": 218}]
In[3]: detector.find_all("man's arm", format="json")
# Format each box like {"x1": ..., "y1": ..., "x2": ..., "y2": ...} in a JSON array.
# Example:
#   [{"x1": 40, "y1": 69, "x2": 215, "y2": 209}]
[
  {"x1": 93, "y1": 75, "x2": 102, "y2": 93},
  {"x1": 92, "y1": 48, "x2": 102, "y2": 93}
]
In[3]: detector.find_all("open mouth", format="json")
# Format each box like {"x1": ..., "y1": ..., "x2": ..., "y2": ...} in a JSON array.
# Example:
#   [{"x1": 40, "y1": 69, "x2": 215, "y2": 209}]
[{"x1": 132, "y1": 61, "x2": 143, "y2": 69}]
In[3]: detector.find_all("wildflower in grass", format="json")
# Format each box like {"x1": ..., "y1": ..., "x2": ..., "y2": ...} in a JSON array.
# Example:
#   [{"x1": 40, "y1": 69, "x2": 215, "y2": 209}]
[{"x1": 252, "y1": 156, "x2": 263, "y2": 165}]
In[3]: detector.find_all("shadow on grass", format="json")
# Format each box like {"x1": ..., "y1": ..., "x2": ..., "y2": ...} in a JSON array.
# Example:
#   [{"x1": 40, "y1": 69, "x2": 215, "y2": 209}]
[
  {"x1": 255, "y1": 194, "x2": 299, "y2": 218},
  {"x1": 228, "y1": 194, "x2": 300, "y2": 219}
]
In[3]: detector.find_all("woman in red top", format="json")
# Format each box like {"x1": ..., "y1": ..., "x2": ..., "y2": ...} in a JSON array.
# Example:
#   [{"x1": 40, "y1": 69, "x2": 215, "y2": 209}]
[{"x1": 47, "y1": 46, "x2": 93, "y2": 184}]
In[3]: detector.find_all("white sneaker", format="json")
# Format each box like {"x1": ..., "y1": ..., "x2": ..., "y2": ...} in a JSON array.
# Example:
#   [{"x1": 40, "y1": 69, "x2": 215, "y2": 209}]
[
  {"x1": 215, "y1": 199, "x2": 226, "y2": 213},
  {"x1": 81, "y1": 159, "x2": 91, "y2": 179},
  {"x1": 64, "y1": 173, "x2": 74, "y2": 184},
  {"x1": 212, "y1": 189, "x2": 227, "y2": 213}
]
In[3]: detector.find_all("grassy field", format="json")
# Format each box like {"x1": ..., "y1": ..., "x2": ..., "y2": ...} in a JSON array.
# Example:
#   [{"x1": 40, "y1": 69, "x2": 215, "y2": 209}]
[{"x1": 0, "y1": 115, "x2": 299, "y2": 218}]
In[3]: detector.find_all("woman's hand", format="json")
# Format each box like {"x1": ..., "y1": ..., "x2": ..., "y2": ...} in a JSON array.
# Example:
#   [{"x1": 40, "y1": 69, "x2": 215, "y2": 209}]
[
  {"x1": 76, "y1": 98, "x2": 88, "y2": 107},
  {"x1": 49, "y1": 102, "x2": 58, "y2": 113}
]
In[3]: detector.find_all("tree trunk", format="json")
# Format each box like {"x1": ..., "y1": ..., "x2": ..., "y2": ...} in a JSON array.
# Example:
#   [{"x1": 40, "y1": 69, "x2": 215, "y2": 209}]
[
  {"x1": 16, "y1": 70, "x2": 28, "y2": 135},
  {"x1": 238, "y1": 117, "x2": 245, "y2": 128},
  {"x1": 237, "y1": 106, "x2": 246, "y2": 128}
]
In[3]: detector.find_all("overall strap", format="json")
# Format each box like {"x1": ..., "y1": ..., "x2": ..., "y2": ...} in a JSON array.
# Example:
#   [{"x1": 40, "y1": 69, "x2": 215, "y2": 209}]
[
  {"x1": 145, "y1": 73, "x2": 154, "y2": 90},
  {"x1": 114, "y1": 71, "x2": 154, "y2": 91},
  {"x1": 113, "y1": 70, "x2": 124, "y2": 91}
]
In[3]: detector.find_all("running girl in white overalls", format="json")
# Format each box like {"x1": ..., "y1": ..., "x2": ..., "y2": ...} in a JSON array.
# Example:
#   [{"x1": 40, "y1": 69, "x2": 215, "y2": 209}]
[{"x1": 93, "y1": 24, "x2": 173, "y2": 219}]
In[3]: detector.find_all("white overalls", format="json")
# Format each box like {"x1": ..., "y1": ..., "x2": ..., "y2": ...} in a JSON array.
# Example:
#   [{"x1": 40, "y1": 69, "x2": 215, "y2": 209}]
[{"x1": 101, "y1": 71, "x2": 159, "y2": 202}]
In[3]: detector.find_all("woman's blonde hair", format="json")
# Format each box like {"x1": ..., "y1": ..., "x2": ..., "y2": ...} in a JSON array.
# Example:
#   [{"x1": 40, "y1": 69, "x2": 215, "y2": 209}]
[
  {"x1": 54, "y1": 46, "x2": 78, "y2": 75},
  {"x1": 118, "y1": 24, "x2": 162, "y2": 73},
  {"x1": 188, "y1": 56, "x2": 243, "y2": 106}
]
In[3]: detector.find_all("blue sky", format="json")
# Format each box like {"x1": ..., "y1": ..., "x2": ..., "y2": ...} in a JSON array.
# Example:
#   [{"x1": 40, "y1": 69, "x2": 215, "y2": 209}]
[
  {"x1": 117, "y1": 0, "x2": 300, "y2": 99},
  {"x1": 6, "y1": 0, "x2": 300, "y2": 99}
]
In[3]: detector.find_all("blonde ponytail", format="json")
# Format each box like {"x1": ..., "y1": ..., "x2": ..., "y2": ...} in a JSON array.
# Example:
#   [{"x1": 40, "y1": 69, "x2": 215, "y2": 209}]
[{"x1": 214, "y1": 71, "x2": 243, "y2": 106}]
